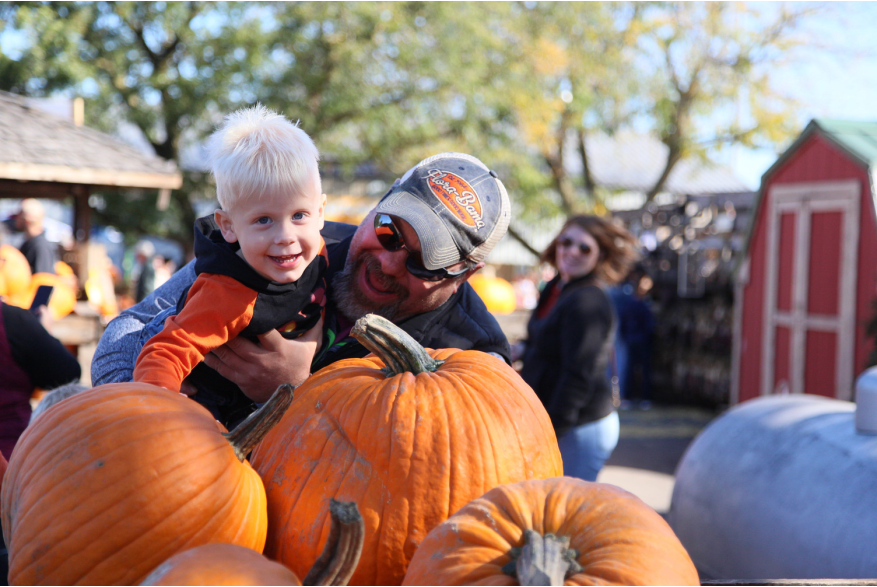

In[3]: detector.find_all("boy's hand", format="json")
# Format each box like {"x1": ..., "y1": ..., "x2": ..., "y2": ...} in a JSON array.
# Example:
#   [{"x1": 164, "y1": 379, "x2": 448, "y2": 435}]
[{"x1": 202, "y1": 317, "x2": 323, "y2": 404}]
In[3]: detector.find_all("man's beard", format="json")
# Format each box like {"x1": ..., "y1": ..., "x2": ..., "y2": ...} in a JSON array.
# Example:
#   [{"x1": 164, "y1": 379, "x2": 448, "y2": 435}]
[{"x1": 332, "y1": 252, "x2": 409, "y2": 322}]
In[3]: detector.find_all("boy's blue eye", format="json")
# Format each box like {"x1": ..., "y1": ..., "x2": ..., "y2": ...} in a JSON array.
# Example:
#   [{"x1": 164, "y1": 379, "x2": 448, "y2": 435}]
[
  {"x1": 293, "y1": 212, "x2": 305, "y2": 220},
  {"x1": 256, "y1": 217, "x2": 271, "y2": 225}
]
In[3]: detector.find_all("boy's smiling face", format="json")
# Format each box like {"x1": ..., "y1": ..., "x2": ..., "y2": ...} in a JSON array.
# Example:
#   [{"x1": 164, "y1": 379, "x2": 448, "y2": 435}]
[{"x1": 214, "y1": 173, "x2": 326, "y2": 283}]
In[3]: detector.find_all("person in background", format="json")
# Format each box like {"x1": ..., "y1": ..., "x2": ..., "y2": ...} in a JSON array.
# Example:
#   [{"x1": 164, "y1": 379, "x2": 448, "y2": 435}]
[
  {"x1": 609, "y1": 264, "x2": 656, "y2": 409},
  {"x1": 15, "y1": 198, "x2": 57, "y2": 275},
  {"x1": 133, "y1": 240, "x2": 156, "y2": 303},
  {"x1": 516, "y1": 215, "x2": 639, "y2": 481}
]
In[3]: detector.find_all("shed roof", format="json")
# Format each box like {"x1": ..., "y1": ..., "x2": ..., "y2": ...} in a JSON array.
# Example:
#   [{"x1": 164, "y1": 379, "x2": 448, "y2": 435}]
[
  {"x1": 0, "y1": 91, "x2": 182, "y2": 190},
  {"x1": 736, "y1": 118, "x2": 877, "y2": 280},
  {"x1": 811, "y1": 119, "x2": 877, "y2": 168}
]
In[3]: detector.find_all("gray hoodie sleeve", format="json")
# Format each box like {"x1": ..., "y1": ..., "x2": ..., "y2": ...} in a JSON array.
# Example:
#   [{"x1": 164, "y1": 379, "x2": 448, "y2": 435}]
[{"x1": 91, "y1": 260, "x2": 197, "y2": 385}]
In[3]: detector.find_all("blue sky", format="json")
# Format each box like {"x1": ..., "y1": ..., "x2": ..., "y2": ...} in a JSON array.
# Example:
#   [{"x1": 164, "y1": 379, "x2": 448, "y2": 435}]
[{"x1": 716, "y1": 1, "x2": 877, "y2": 189}]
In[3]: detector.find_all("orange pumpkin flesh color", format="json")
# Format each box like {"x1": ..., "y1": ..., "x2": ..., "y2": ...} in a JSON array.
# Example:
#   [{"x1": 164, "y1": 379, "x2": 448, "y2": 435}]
[
  {"x1": 6, "y1": 272, "x2": 77, "y2": 320},
  {"x1": 0, "y1": 244, "x2": 31, "y2": 298},
  {"x1": 142, "y1": 499, "x2": 366, "y2": 587},
  {"x1": 402, "y1": 477, "x2": 700, "y2": 586},
  {"x1": 1, "y1": 382, "x2": 293, "y2": 586},
  {"x1": 251, "y1": 314, "x2": 563, "y2": 586},
  {"x1": 140, "y1": 543, "x2": 303, "y2": 586}
]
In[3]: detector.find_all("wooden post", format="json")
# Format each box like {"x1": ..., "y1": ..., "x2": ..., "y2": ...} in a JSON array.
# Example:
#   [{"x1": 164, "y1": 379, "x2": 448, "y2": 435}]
[{"x1": 71, "y1": 185, "x2": 91, "y2": 282}]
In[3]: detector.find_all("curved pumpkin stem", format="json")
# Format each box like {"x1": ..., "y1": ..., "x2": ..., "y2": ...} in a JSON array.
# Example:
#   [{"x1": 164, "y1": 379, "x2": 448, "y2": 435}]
[
  {"x1": 303, "y1": 500, "x2": 365, "y2": 586},
  {"x1": 222, "y1": 383, "x2": 295, "y2": 461},
  {"x1": 351, "y1": 314, "x2": 443, "y2": 376},
  {"x1": 503, "y1": 529, "x2": 582, "y2": 586}
]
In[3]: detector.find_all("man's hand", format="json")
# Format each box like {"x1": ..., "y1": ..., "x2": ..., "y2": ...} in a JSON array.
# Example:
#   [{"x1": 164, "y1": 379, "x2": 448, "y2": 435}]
[{"x1": 202, "y1": 318, "x2": 323, "y2": 404}]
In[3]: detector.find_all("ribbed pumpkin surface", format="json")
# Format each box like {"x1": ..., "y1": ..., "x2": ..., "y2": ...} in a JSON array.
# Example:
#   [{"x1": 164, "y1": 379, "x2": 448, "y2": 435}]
[
  {"x1": 141, "y1": 543, "x2": 301, "y2": 586},
  {"x1": 251, "y1": 348, "x2": 563, "y2": 586},
  {"x1": 403, "y1": 477, "x2": 700, "y2": 586},
  {"x1": 1, "y1": 383, "x2": 268, "y2": 586}
]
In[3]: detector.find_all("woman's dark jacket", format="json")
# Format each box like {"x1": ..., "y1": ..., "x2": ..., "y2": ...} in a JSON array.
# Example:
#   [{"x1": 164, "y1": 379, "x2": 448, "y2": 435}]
[{"x1": 519, "y1": 273, "x2": 616, "y2": 438}]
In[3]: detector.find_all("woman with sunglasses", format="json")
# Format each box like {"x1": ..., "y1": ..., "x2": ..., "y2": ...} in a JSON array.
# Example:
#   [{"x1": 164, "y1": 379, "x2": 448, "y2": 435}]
[{"x1": 518, "y1": 215, "x2": 639, "y2": 481}]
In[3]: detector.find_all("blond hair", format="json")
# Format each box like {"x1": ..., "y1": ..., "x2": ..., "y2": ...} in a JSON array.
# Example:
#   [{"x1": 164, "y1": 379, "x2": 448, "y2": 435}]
[{"x1": 208, "y1": 105, "x2": 320, "y2": 210}]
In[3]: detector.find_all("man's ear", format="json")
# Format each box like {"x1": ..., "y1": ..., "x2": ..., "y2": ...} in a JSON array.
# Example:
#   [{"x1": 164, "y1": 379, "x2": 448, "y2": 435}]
[
  {"x1": 452, "y1": 261, "x2": 485, "y2": 293},
  {"x1": 214, "y1": 209, "x2": 238, "y2": 243}
]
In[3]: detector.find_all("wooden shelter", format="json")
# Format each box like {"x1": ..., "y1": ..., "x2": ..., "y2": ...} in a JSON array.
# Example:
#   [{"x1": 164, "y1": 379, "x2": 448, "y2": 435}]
[
  {"x1": 0, "y1": 90, "x2": 182, "y2": 278},
  {"x1": 732, "y1": 119, "x2": 877, "y2": 404}
]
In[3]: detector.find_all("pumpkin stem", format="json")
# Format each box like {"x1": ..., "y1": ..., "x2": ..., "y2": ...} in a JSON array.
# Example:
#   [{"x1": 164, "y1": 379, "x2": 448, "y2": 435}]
[
  {"x1": 503, "y1": 529, "x2": 582, "y2": 586},
  {"x1": 222, "y1": 383, "x2": 295, "y2": 461},
  {"x1": 302, "y1": 499, "x2": 365, "y2": 586},
  {"x1": 351, "y1": 314, "x2": 443, "y2": 376}
]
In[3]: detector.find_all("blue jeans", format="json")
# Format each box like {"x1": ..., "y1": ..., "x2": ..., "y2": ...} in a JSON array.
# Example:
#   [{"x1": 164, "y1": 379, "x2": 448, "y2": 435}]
[{"x1": 558, "y1": 411, "x2": 620, "y2": 482}]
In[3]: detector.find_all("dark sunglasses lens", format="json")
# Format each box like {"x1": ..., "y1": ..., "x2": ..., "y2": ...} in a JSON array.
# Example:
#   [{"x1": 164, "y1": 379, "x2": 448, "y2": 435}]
[
  {"x1": 406, "y1": 259, "x2": 445, "y2": 281},
  {"x1": 374, "y1": 214, "x2": 404, "y2": 251},
  {"x1": 558, "y1": 238, "x2": 591, "y2": 255}
]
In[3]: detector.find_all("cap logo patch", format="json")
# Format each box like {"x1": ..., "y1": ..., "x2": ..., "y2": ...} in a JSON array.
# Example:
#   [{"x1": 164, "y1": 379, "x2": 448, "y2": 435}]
[{"x1": 426, "y1": 169, "x2": 485, "y2": 230}]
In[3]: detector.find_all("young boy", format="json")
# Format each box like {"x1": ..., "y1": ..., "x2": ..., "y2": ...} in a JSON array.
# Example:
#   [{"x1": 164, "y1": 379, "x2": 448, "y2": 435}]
[{"x1": 133, "y1": 105, "x2": 327, "y2": 426}]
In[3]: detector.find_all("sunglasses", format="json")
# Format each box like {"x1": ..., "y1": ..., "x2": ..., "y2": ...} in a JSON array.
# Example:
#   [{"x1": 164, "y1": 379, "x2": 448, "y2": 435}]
[
  {"x1": 557, "y1": 237, "x2": 593, "y2": 255},
  {"x1": 374, "y1": 214, "x2": 470, "y2": 281}
]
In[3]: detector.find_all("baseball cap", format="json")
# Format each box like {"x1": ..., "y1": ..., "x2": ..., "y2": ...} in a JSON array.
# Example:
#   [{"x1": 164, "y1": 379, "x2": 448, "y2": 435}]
[{"x1": 374, "y1": 153, "x2": 511, "y2": 270}]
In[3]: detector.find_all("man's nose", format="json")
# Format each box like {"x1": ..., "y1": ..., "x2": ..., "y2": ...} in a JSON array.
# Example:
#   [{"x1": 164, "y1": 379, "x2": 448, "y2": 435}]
[{"x1": 377, "y1": 247, "x2": 408, "y2": 278}]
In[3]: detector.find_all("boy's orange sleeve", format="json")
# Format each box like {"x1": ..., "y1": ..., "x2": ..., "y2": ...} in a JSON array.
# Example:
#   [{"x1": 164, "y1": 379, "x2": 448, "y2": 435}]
[{"x1": 133, "y1": 274, "x2": 258, "y2": 392}]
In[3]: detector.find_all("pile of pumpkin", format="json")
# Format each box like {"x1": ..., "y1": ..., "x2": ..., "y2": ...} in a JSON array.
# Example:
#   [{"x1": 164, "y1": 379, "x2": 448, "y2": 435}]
[
  {"x1": 0, "y1": 314, "x2": 699, "y2": 586},
  {"x1": 0, "y1": 244, "x2": 77, "y2": 319}
]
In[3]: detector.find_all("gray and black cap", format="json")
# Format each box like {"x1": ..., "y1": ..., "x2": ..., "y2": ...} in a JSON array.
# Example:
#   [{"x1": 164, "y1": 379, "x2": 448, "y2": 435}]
[{"x1": 374, "y1": 153, "x2": 511, "y2": 270}]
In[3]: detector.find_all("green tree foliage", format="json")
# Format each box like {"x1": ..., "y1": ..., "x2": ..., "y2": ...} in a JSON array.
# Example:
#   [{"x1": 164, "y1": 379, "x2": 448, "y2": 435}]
[{"x1": 0, "y1": 1, "x2": 818, "y2": 249}]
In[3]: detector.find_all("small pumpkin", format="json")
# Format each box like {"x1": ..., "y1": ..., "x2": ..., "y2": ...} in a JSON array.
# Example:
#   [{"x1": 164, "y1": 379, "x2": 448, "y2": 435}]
[
  {"x1": 402, "y1": 477, "x2": 700, "y2": 586},
  {"x1": 2, "y1": 382, "x2": 294, "y2": 586},
  {"x1": 0, "y1": 244, "x2": 31, "y2": 298},
  {"x1": 469, "y1": 274, "x2": 517, "y2": 315},
  {"x1": 251, "y1": 314, "x2": 563, "y2": 585},
  {"x1": 142, "y1": 500, "x2": 365, "y2": 587}
]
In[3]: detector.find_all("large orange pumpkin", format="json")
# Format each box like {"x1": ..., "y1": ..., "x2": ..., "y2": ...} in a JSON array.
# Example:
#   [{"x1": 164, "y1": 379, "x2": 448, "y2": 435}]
[
  {"x1": 2, "y1": 382, "x2": 294, "y2": 585},
  {"x1": 402, "y1": 477, "x2": 700, "y2": 586},
  {"x1": 0, "y1": 244, "x2": 31, "y2": 298},
  {"x1": 251, "y1": 314, "x2": 563, "y2": 585},
  {"x1": 142, "y1": 500, "x2": 365, "y2": 587}
]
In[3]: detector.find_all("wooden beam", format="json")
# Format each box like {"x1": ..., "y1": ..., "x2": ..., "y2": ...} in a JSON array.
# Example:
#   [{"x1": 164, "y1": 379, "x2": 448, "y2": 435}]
[
  {"x1": 0, "y1": 179, "x2": 79, "y2": 199},
  {"x1": 0, "y1": 161, "x2": 182, "y2": 190}
]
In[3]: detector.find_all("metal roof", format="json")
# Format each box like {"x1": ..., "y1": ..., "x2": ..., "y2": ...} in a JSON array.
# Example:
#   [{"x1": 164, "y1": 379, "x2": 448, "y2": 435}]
[
  {"x1": 0, "y1": 91, "x2": 182, "y2": 190},
  {"x1": 571, "y1": 132, "x2": 751, "y2": 195},
  {"x1": 811, "y1": 119, "x2": 877, "y2": 168}
]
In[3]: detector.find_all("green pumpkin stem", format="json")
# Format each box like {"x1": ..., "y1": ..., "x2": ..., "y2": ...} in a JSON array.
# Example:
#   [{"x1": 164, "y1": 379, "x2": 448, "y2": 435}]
[
  {"x1": 303, "y1": 500, "x2": 365, "y2": 586},
  {"x1": 502, "y1": 529, "x2": 582, "y2": 586},
  {"x1": 351, "y1": 314, "x2": 443, "y2": 376},
  {"x1": 222, "y1": 383, "x2": 295, "y2": 461}
]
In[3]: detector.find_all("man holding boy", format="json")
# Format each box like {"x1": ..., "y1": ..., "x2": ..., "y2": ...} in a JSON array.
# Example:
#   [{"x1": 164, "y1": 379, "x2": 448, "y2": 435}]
[{"x1": 93, "y1": 128, "x2": 512, "y2": 426}]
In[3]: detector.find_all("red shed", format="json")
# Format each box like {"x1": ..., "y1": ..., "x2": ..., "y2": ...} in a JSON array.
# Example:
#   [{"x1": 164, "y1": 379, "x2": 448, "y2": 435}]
[{"x1": 732, "y1": 120, "x2": 877, "y2": 404}]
